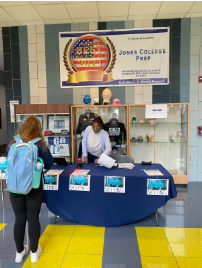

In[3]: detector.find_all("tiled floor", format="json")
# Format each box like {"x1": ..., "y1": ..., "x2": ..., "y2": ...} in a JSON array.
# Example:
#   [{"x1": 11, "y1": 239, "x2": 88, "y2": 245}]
[{"x1": 1, "y1": 182, "x2": 202, "y2": 267}]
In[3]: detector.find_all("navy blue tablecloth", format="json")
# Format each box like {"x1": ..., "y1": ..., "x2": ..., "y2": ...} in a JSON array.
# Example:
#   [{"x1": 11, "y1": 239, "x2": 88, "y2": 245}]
[{"x1": 43, "y1": 163, "x2": 177, "y2": 227}]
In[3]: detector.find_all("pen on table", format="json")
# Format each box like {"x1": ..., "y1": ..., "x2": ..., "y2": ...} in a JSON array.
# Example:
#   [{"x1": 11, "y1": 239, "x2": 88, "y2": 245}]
[{"x1": 139, "y1": 169, "x2": 159, "y2": 171}]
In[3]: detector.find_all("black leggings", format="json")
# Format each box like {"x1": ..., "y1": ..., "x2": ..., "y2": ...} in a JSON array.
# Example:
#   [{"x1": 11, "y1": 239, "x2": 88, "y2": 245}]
[{"x1": 9, "y1": 184, "x2": 43, "y2": 253}]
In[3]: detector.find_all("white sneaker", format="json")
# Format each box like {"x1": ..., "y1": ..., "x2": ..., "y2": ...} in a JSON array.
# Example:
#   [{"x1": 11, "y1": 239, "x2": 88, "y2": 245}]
[
  {"x1": 30, "y1": 245, "x2": 42, "y2": 263},
  {"x1": 15, "y1": 245, "x2": 29, "y2": 263}
]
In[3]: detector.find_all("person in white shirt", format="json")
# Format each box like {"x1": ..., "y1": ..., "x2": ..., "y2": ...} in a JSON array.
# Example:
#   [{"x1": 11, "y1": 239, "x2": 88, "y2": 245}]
[{"x1": 82, "y1": 116, "x2": 111, "y2": 164}]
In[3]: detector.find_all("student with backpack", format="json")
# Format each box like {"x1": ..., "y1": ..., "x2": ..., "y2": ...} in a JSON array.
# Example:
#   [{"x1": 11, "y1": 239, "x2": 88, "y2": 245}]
[{"x1": 6, "y1": 116, "x2": 53, "y2": 263}]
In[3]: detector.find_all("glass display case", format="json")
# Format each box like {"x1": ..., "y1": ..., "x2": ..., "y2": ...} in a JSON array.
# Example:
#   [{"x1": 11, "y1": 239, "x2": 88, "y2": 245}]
[
  {"x1": 14, "y1": 104, "x2": 72, "y2": 162},
  {"x1": 128, "y1": 104, "x2": 189, "y2": 184},
  {"x1": 71, "y1": 105, "x2": 128, "y2": 162}
]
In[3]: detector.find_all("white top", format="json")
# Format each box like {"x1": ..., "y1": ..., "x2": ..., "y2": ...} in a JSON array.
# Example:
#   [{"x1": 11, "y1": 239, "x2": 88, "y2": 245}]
[{"x1": 87, "y1": 127, "x2": 104, "y2": 157}]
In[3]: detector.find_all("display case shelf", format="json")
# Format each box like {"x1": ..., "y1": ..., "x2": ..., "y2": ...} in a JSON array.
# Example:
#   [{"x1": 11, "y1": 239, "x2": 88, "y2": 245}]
[
  {"x1": 128, "y1": 103, "x2": 189, "y2": 184},
  {"x1": 14, "y1": 104, "x2": 72, "y2": 162}
]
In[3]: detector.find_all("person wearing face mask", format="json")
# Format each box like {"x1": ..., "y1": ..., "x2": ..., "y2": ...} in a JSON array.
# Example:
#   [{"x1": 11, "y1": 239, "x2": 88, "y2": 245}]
[{"x1": 82, "y1": 116, "x2": 111, "y2": 164}]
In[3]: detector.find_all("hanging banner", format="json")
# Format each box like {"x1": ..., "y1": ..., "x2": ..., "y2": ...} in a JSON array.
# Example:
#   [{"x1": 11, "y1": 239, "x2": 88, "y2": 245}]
[{"x1": 59, "y1": 27, "x2": 169, "y2": 88}]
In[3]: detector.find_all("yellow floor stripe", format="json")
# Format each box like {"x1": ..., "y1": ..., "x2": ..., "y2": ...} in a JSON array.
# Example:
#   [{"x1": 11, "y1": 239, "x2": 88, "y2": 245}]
[
  {"x1": 23, "y1": 225, "x2": 105, "y2": 268},
  {"x1": 23, "y1": 253, "x2": 64, "y2": 268},
  {"x1": 38, "y1": 225, "x2": 75, "y2": 254},
  {"x1": 176, "y1": 257, "x2": 202, "y2": 268},
  {"x1": 61, "y1": 254, "x2": 103, "y2": 268},
  {"x1": 141, "y1": 256, "x2": 178, "y2": 268},
  {"x1": 0, "y1": 224, "x2": 6, "y2": 231},
  {"x1": 163, "y1": 227, "x2": 202, "y2": 258},
  {"x1": 135, "y1": 227, "x2": 173, "y2": 257},
  {"x1": 66, "y1": 225, "x2": 105, "y2": 255}
]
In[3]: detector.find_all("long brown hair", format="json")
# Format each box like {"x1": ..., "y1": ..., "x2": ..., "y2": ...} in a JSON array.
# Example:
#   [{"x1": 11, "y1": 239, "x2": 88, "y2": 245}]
[{"x1": 9, "y1": 116, "x2": 47, "y2": 150}]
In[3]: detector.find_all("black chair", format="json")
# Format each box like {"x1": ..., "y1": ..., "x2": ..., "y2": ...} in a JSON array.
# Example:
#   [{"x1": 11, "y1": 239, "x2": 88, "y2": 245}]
[{"x1": 110, "y1": 155, "x2": 134, "y2": 163}]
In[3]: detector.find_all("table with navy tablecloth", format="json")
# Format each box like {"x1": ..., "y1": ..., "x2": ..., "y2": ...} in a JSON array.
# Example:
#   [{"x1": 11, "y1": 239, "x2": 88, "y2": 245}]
[{"x1": 43, "y1": 163, "x2": 177, "y2": 227}]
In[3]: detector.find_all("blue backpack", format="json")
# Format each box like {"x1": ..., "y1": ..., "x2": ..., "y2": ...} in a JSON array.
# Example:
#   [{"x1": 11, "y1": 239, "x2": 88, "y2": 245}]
[{"x1": 6, "y1": 135, "x2": 44, "y2": 195}]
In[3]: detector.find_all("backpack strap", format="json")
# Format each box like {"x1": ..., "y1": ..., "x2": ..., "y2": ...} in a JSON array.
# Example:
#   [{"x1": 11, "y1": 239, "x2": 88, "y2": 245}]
[
  {"x1": 28, "y1": 138, "x2": 42, "y2": 145},
  {"x1": 14, "y1": 135, "x2": 23, "y2": 143}
]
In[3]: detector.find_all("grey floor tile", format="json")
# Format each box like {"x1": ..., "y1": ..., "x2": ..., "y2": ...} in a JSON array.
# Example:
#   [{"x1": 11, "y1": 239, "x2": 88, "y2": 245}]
[
  {"x1": 154, "y1": 206, "x2": 202, "y2": 228},
  {"x1": 0, "y1": 224, "x2": 29, "y2": 257},
  {"x1": 102, "y1": 254, "x2": 142, "y2": 268},
  {"x1": 123, "y1": 216, "x2": 156, "y2": 228},
  {"x1": 165, "y1": 199, "x2": 188, "y2": 207},
  {"x1": 0, "y1": 256, "x2": 28, "y2": 267},
  {"x1": 0, "y1": 207, "x2": 15, "y2": 224},
  {"x1": 103, "y1": 227, "x2": 140, "y2": 256}
]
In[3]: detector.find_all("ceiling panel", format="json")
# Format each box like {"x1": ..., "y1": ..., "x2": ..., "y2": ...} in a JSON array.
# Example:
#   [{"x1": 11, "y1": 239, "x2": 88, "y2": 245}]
[
  {"x1": 35, "y1": 4, "x2": 70, "y2": 20},
  {"x1": 19, "y1": 20, "x2": 45, "y2": 26},
  {"x1": 129, "y1": 1, "x2": 162, "y2": 16},
  {"x1": 4, "y1": 5, "x2": 42, "y2": 21},
  {"x1": 64, "y1": 1, "x2": 93, "y2": 3},
  {"x1": 159, "y1": 1, "x2": 193, "y2": 14},
  {"x1": 98, "y1": 1, "x2": 129, "y2": 17},
  {"x1": 100, "y1": 16, "x2": 127, "y2": 22},
  {"x1": 0, "y1": 1, "x2": 30, "y2": 6},
  {"x1": 0, "y1": 21, "x2": 19, "y2": 27},
  {"x1": 32, "y1": 1, "x2": 63, "y2": 5},
  {"x1": 72, "y1": 17, "x2": 99, "y2": 23},
  {"x1": 156, "y1": 13, "x2": 186, "y2": 19},
  {"x1": 0, "y1": 8, "x2": 15, "y2": 22},
  {"x1": 45, "y1": 19, "x2": 72, "y2": 24},
  {"x1": 186, "y1": 12, "x2": 202, "y2": 17},
  {"x1": 129, "y1": 15, "x2": 156, "y2": 20},
  {"x1": 66, "y1": 2, "x2": 98, "y2": 18},
  {"x1": 189, "y1": 2, "x2": 202, "y2": 12}
]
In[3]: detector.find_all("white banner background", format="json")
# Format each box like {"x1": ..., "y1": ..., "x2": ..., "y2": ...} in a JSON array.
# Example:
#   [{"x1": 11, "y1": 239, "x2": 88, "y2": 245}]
[{"x1": 59, "y1": 28, "x2": 169, "y2": 88}]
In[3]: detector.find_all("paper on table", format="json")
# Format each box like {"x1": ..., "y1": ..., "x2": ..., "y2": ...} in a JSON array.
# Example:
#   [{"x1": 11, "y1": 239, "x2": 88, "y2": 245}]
[
  {"x1": 97, "y1": 153, "x2": 116, "y2": 169},
  {"x1": 45, "y1": 169, "x2": 64, "y2": 175},
  {"x1": 118, "y1": 163, "x2": 135, "y2": 169},
  {"x1": 99, "y1": 163, "x2": 117, "y2": 167},
  {"x1": 143, "y1": 170, "x2": 163, "y2": 176},
  {"x1": 72, "y1": 169, "x2": 90, "y2": 175}
]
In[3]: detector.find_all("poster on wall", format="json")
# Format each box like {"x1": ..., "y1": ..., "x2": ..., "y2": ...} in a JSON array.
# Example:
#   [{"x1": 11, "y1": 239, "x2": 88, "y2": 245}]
[
  {"x1": 59, "y1": 27, "x2": 169, "y2": 88},
  {"x1": 48, "y1": 137, "x2": 70, "y2": 156}
]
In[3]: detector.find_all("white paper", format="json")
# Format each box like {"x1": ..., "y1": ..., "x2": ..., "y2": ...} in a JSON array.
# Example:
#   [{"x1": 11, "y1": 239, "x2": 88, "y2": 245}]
[
  {"x1": 72, "y1": 169, "x2": 90, "y2": 175},
  {"x1": 10, "y1": 100, "x2": 19, "y2": 122},
  {"x1": 99, "y1": 163, "x2": 117, "y2": 167},
  {"x1": 104, "y1": 176, "x2": 125, "y2": 193},
  {"x1": 69, "y1": 175, "x2": 90, "y2": 191},
  {"x1": 143, "y1": 170, "x2": 163, "y2": 176},
  {"x1": 59, "y1": 144, "x2": 70, "y2": 156},
  {"x1": 147, "y1": 179, "x2": 169, "y2": 196},
  {"x1": 44, "y1": 174, "x2": 59, "y2": 190},
  {"x1": 118, "y1": 163, "x2": 135, "y2": 169},
  {"x1": 0, "y1": 172, "x2": 6, "y2": 179},
  {"x1": 45, "y1": 169, "x2": 64, "y2": 176},
  {"x1": 97, "y1": 153, "x2": 116, "y2": 169},
  {"x1": 145, "y1": 104, "x2": 167, "y2": 118}
]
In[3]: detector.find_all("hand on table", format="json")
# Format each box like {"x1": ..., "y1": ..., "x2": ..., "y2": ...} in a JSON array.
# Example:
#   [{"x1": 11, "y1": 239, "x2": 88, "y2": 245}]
[
  {"x1": 84, "y1": 157, "x2": 88, "y2": 164},
  {"x1": 94, "y1": 158, "x2": 99, "y2": 164}
]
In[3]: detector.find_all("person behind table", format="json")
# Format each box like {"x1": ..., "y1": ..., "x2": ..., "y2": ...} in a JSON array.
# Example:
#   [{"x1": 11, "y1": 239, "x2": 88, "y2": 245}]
[
  {"x1": 6, "y1": 116, "x2": 53, "y2": 264},
  {"x1": 82, "y1": 116, "x2": 111, "y2": 164}
]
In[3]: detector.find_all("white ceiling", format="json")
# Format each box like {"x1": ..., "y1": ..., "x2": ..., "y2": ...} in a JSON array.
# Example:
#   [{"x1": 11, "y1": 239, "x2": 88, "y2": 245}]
[{"x1": 0, "y1": 1, "x2": 200, "y2": 27}]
